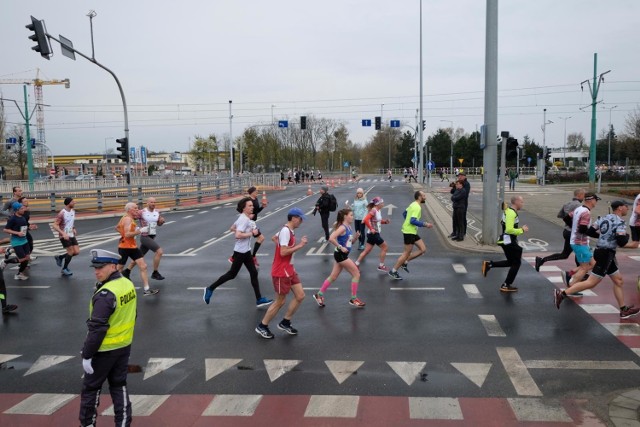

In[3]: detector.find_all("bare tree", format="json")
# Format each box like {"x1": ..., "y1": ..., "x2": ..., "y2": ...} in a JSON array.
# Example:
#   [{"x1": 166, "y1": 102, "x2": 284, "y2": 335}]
[{"x1": 566, "y1": 132, "x2": 586, "y2": 151}]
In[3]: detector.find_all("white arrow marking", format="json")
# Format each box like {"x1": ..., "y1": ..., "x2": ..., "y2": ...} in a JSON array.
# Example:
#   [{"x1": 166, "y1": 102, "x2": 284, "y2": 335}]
[
  {"x1": 264, "y1": 359, "x2": 302, "y2": 382},
  {"x1": 385, "y1": 204, "x2": 397, "y2": 216},
  {"x1": 325, "y1": 360, "x2": 364, "y2": 384},
  {"x1": 205, "y1": 358, "x2": 242, "y2": 381},
  {"x1": 25, "y1": 355, "x2": 75, "y2": 376},
  {"x1": 451, "y1": 363, "x2": 492, "y2": 387},
  {"x1": 143, "y1": 358, "x2": 185, "y2": 380},
  {"x1": 387, "y1": 361, "x2": 426, "y2": 386}
]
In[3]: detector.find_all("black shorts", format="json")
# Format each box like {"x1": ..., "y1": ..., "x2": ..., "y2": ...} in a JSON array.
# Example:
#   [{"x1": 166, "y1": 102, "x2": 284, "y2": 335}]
[
  {"x1": 630, "y1": 226, "x2": 639, "y2": 242},
  {"x1": 403, "y1": 234, "x2": 421, "y2": 245},
  {"x1": 591, "y1": 248, "x2": 618, "y2": 278},
  {"x1": 118, "y1": 248, "x2": 144, "y2": 264},
  {"x1": 333, "y1": 250, "x2": 350, "y2": 263},
  {"x1": 60, "y1": 237, "x2": 79, "y2": 248},
  {"x1": 366, "y1": 233, "x2": 385, "y2": 246},
  {"x1": 13, "y1": 242, "x2": 31, "y2": 259}
]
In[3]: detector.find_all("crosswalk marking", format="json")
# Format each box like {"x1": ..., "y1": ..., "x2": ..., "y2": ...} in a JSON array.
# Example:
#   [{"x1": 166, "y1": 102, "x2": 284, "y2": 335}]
[
  {"x1": 205, "y1": 358, "x2": 242, "y2": 381},
  {"x1": 305, "y1": 395, "x2": 359, "y2": 418},
  {"x1": 387, "y1": 361, "x2": 426, "y2": 386},
  {"x1": 580, "y1": 304, "x2": 619, "y2": 314},
  {"x1": 0, "y1": 354, "x2": 21, "y2": 364},
  {"x1": 451, "y1": 363, "x2": 492, "y2": 388},
  {"x1": 507, "y1": 398, "x2": 572, "y2": 422},
  {"x1": 602, "y1": 323, "x2": 640, "y2": 336},
  {"x1": 264, "y1": 359, "x2": 302, "y2": 382},
  {"x1": 452, "y1": 263, "x2": 467, "y2": 273},
  {"x1": 143, "y1": 358, "x2": 185, "y2": 380},
  {"x1": 524, "y1": 360, "x2": 639, "y2": 370},
  {"x1": 478, "y1": 314, "x2": 506, "y2": 337},
  {"x1": 409, "y1": 397, "x2": 464, "y2": 420},
  {"x1": 325, "y1": 360, "x2": 364, "y2": 384},
  {"x1": 103, "y1": 394, "x2": 170, "y2": 417},
  {"x1": 497, "y1": 347, "x2": 542, "y2": 397},
  {"x1": 24, "y1": 355, "x2": 74, "y2": 376},
  {"x1": 202, "y1": 394, "x2": 262, "y2": 416},
  {"x1": 463, "y1": 284, "x2": 482, "y2": 298},
  {"x1": 4, "y1": 393, "x2": 77, "y2": 415}
]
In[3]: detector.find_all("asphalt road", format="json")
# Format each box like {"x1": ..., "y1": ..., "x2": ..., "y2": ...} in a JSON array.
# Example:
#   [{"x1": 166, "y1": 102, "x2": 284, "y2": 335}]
[{"x1": 2, "y1": 179, "x2": 639, "y2": 421}]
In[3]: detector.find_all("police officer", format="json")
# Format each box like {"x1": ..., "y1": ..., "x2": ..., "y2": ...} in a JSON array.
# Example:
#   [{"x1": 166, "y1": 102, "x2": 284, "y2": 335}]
[{"x1": 79, "y1": 249, "x2": 137, "y2": 427}]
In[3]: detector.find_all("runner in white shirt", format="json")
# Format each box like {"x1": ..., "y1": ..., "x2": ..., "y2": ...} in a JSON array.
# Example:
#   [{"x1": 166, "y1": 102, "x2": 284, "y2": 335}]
[
  {"x1": 52, "y1": 197, "x2": 79, "y2": 276},
  {"x1": 122, "y1": 197, "x2": 166, "y2": 280}
]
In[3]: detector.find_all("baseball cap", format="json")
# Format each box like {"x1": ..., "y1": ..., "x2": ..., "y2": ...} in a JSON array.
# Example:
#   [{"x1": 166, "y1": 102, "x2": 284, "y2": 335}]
[
  {"x1": 288, "y1": 207, "x2": 306, "y2": 220},
  {"x1": 456, "y1": 171, "x2": 466, "y2": 176},
  {"x1": 372, "y1": 197, "x2": 384, "y2": 206},
  {"x1": 611, "y1": 200, "x2": 631, "y2": 210},
  {"x1": 90, "y1": 249, "x2": 121, "y2": 268},
  {"x1": 64, "y1": 197, "x2": 74, "y2": 206},
  {"x1": 584, "y1": 192, "x2": 601, "y2": 201},
  {"x1": 11, "y1": 202, "x2": 22, "y2": 211}
]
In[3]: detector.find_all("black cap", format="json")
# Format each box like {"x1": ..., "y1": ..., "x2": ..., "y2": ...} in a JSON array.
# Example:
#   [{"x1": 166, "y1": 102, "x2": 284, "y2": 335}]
[{"x1": 611, "y1": 200, "x2": 631, "y2": 210}]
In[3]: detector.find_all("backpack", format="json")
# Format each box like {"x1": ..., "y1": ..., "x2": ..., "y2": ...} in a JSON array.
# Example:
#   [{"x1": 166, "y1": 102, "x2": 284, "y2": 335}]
[{"x1": 328, "y1": 194, "x2": 338, "y2": 212}]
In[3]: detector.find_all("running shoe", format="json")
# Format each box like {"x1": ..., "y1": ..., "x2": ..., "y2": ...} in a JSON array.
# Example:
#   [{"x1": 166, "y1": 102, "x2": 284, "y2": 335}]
[
  {"x1": 61, "y1": 268, "x2": 73, "y2": 276},
  {"x1": 481, "y1": 261, "x2": 491, "y2": 277},
  {"x1": 2, "y1": 304, "x2": 17, "y2": 314},
  {"x1": 277, "y1": 321, "x2": 298, "y2": 335},
  {"x1": 349, "y1": 297, "x2": 366, "y2": 307},
  {"x1": 144, "y1": 288, "x2": 160, "y2": 296},
  {"x1": 554, "y1": 288, "x2": 564, "y2": 309},
  {"x1": 500, "y1": 283, "x2": 518, "y2": 293},
  {"x1": 255, "y1": 324, "x2": 274, "y2": 339},
  {"x1": 203, "y1": 287, "x2": 213, "y2": 304},
  {"x1": 388, "y1": 270, "x2": 403, "y2": 280},
  {"x1": 401, "y1": 263, "x2": 409, "y2": 273},
  {"x1": 151, "y1": 271, "x2": 165, "y2": 280},
  {"x1": 54, "y1": 255, "x2": 63, "y2": 267},
  {"x1": 377, "y1": 265, "x2": 389, "y2": 272},
  {"x1": 620, "y1": 305, "x2": 640, "y2": 319},
  {"x1": 313, "y1": 293, "x2": 325, "y2": 307},
  {"x1": 256, "y1": 297, "x2": 273, "y2": 308},
  {"x1": 534, "y1": 256, "x2": 543, "y2": 272},
  {"x1": 14, "y1": 273, "x2": 28, "y2": 281}
]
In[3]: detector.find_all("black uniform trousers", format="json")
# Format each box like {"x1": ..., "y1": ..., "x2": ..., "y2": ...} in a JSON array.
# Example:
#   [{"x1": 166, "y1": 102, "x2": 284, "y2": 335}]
[
  {"x1": 79, "y1": 345, "x2": 132, "y2": 427},
  {"x1": 492, "y1": 242, "x2": 522, "y2": 285},
  {"x1": 320, "y1": 211, "x2": 330, "y2": 240},
  {"x1": 452, "y1": 207, "x2": 465, "y2": 239}
]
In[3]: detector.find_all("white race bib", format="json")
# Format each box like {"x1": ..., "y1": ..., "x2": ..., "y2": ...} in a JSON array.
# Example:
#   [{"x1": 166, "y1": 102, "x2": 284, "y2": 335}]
[
  {"x1": 65, "y1": 226, "x2": 74, "y2": 238},
  {"x1": 149, "y1": 222, "x2": 157, "y2": 236}
]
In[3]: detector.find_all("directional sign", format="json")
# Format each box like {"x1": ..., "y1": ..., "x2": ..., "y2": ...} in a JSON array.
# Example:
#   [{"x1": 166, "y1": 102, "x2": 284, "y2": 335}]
[
  {"x1": 390, "y1": 120, "x2": 400, "y2": 128},
  {"x1": 140, "y1": 146, "x2": 147, "y2": 164},
  {"x1": 362, "y1": 119, "x2": 371, "y2": 127},
  {"x1": 130, "y1": 146, "x2": 136, "y2": 163},
  {"x1": 278, "y1": 120, "x2": 288, "y2": 128},
  {"x1": 427, "y1": 160, "x2": 435, "y2": 171},
  {"x1": 343, "y1": 161, "x2": 350, "y2": 167}
]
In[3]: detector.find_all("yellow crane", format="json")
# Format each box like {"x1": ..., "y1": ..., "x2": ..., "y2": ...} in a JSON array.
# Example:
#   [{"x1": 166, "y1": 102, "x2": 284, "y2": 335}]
[{"x1": 0, "y1": 69, "x2": 70, "y2": 149}]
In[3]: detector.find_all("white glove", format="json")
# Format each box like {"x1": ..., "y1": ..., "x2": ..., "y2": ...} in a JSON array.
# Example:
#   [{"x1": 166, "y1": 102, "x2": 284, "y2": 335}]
[
  {"x1": 82, "y1": 358, "x2": 94, "y2": 375},
  {"x1": 139, "y1": 226, "x2": 149, "y2": 234}
]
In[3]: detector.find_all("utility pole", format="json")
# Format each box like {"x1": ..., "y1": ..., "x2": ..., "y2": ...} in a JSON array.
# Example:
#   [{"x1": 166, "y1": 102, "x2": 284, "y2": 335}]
[
  {"x1": 603, "y1": 105, "x2": 617, "y2": 167},
  {"x1": 558, "y1": 116, "x2": 572, "y2": 167},
  {"x1": 229, "y1": 100, "x2": 234, "y2": 177},
  {"x1": 581, "y1": 53, "x2": 610, "y2": 189},
  {"x1": 541, "y1": 109, "x2": 553, "y2": 186}
]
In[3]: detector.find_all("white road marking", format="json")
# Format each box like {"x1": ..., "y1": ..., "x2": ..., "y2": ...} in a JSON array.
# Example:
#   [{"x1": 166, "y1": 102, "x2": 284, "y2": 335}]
[
  {"x1": 0, "y1": 354, "x2": 21, "y2": 364},
  {"x1": 409, "y1": 397, "x2": 464, "y2": 420},
  {"x1": 524, "y1": 360, "x2": 639, "y2": 370},
  {"x1": 183, "y1": 215, "x2": 194, "y2": 219},
  {"x1": 143, "y1": 358, "x2": 186, "y2": 380},
  {"x1": 304, "y1": 395, "x2": 359, "y2": 418},
  {"x1": 579, "y1": 304, "x2": 620, "y2": 314},
  {"x1": 4, "y1": 393, "x2": 77, "y2": 415},
  {"x1": 102, "y1": 395, "x2": 171, "y2": 417},
  {"x1": 602, "y1": 323, "x2": 640, "y2": 336},
  {"x1": 264, "y1": 359, "x2": 302, "y2": 382},
  {"x1": 387, "y1": 361, "x2": 426, "y2": 386},
  {"x1": 540, "y1": 266, "x2": 561, "y2": 272},
  {"x1": 24, "y1": 355, "x2": 75, "y2": 376},
  {"x1": 451, "y1": 363, "x2": 492, "y2": 388},
  {"x1": 507, "y1": 398, "x2": 572, "y2": 422},
  {"x1": 7, "y1": 286, "x2": 50, "y2": 289},
  {"x1": 478, "y1": 315, "x2": 506, "y2": 337},
  {"x1": 496, "y1": 347, "x2": 542, "y2": 396},
  {"x1": 205, "y1": 358, "x2": 242, "y2": 381},
  {"x1": 325, "y1": 360, "x2": 364, "y2": 384},
  {"x1": 452, "y1": 263, "x2": 467, "y2": 274},
  {"x1": 202, "y1": 394, "x2": 262, "y2": 416},
  {"x1": 462, "y1": 284, "x2": 482, "y2": 298},
  {"x1": 390, "y1": 287, "x2": 445, "y2": 291}
]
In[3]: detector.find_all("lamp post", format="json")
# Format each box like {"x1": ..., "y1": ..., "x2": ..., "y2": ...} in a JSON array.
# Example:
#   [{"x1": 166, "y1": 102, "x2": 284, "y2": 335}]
[
  {"x1": 558, "y1": 117, "x2": 571, "y2": 167},
  {"x1": 603, "y1": 105, "x2": 618, "y2": 167},
  {"x1": 541, "y1": 109, "x2": 553, "y2": 186},
  {"x1": 104, "y1": 137, "x2": 113, "y2": 175},
  {"x1": 440, "y1": 120, "x2": 454, "y2": 174}
]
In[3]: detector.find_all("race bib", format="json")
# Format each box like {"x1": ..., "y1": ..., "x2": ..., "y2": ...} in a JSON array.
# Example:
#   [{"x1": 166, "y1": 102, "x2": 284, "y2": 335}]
[
  {"x1": 20, "y1": 226, "x2": 28, "y2": 236},
  {"x1": 502, "y1": 234, "x2": 511, "y2": 245},
  {"x1": 149, "y1": 222, "x2": 157, "y2": 236},
  {"x1": 65, "y1": 226, "x2": 74, "y2": 238}
]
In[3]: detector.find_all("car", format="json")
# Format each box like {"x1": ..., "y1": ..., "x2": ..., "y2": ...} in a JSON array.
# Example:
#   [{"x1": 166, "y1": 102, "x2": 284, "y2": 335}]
[{"x1": 75, "y1": 174, "x2": 95, "y2": 181}]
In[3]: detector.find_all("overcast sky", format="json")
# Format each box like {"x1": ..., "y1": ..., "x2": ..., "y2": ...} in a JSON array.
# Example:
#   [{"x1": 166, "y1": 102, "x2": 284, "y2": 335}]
[{"x1": 2, "y1": 0, "x2": 639, "y2": 155}]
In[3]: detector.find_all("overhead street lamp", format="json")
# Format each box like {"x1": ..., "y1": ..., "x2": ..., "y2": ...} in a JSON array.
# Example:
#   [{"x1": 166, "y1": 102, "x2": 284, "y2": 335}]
[
  {"x1": 603, "y1": 105, "x2": 618, "y2": 167},
  {"x1": 440, "y1": 120, "x2": 454, "y2": 174},
  {"x1": 558, "y1": 117, "x2": 571, "y2": 167}
]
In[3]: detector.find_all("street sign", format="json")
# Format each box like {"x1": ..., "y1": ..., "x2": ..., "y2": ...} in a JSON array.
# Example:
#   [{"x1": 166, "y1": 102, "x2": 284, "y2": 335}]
[
  {"x1": 130, "y1": 146, "x2": 136, "y2": 163},
  {"x1": 278, "y1": 120, "x2": 288, "y2": 128},
  {"x1": 50, "y1": 168, "x2": 55, "y2": 175},
  {"x1": 390, "y1": 120, "x2": 400, "y2": 128},
  {"x1": 140, "y1": 146, "x2": 147, "y2": 164},
  {"x1": 527, "y1": 157, "x2": 532, "y2": 166},
  {"x1": 343, "y1": 161, "x2": 349, "y2": 167},
  {"x1": 427, "y1": 160, "x2": 435, "y2": 171},
  {"x1": 362, "y1": 119, "x2": 371, "y2": 127}
]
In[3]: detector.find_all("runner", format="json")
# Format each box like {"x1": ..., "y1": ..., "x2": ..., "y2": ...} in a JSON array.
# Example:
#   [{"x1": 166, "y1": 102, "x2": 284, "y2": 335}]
[
  {"x1": 17, "y1": 196, "x2": 37, "y2": 261},
  {"x1": 350, "y1": 188, "x2": 368, "y2": 250},
  {"x1": 52, "y1": 197, "x2": 80, "y2": 276},
  {"x1": 554, "y1": 200, "x2": 640, "y2": 319},
  {"x1": 203, "y1": 197, "x2": 273, "y2": 308},
  {"x1": 115, "y1": 203, "x2": 159, "y2": 296},
  {"x1": 0, "y1": 246, "x2": 18, "y2": 314},
  {"x1": 313, "y1": 208, "x2": 365, "y2": 308},
  {"x1": 625, "y1": 192, "x2": 640, "y2": 249},
  {"x1": 228, "y1": 187, "x2": 267, "y2": 267},
  {"x1": 3, "y1": 202, "x2": 31, "y2": 280},
  {"x1": 255, "y1": 208, "x2": 308, "y2": 339},
  {"x1": 355, "y1": 197, "x2": 390, "y2": 272},
  {"x1": 388, "y1": 191, "x2": 433, "y2": 280},
  {"x1": 565, "y1": 192, "x2": 600, "y2": 287},
  {"x1": 122, "y1": 197, "x2": 166, "y2": 281}
]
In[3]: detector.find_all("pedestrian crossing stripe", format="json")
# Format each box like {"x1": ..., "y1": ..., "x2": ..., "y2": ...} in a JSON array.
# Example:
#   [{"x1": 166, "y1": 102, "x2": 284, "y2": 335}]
[
  {"x1": 24, "y1": 355, "x2": 74, "y2": 376},
  {"x1": 264, "y1": 359, "x2": 302, "y2": 382},
  {"x1": 387, "y1": 361, "x2": 426, "y2": 386},
  {"x1": 325, "y1": 360, "x2": 364, "y2": 384},
  {"x1": 144, "y1": 358, "x2": 185, "y2": 380},
  {"x1": 451, "y1": 363, "x2": 492, "y2": 388}
]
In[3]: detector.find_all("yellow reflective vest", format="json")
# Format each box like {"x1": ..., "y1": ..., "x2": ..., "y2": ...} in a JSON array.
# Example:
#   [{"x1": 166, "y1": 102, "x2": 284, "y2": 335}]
[{"x1": 89, "y1": 277, "x2": 137, "y2": 352}]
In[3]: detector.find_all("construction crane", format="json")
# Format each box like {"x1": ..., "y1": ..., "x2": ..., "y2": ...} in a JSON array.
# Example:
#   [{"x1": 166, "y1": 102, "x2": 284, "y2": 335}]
[{"x1": 0, "y1": 69, "x2": 70, "y2": 149}]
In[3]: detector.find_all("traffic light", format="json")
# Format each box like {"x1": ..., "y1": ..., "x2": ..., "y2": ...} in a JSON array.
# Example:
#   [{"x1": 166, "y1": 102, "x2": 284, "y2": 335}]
[
  {"x1": 26, "y1": 16, "x2": 52, "y2": 59},
  {"x1": 375, "y1": 116, "x2": 381, "y2": 130},
  {"x1": 116, "y1": 137, "x2": 129, "y2": 162},
  {"x1": 300, "y1": 116, "x2": 307, "y2": 130},
  {"x1": 422, "y1": 120, "x2": 426, "y2": 131},
  {"x1": 506, "y1": 137, "x2": 518, "y2": 159},
  {"x1": 543, "y1": 147, "x2": 551, "y2": 162}
]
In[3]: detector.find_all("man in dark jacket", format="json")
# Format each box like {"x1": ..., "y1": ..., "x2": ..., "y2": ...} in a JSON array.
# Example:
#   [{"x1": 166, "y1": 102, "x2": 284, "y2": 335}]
[
  {"x1": 313, "y1": 185, "x2": 332, "y2": 241},
  {"x1": 450, "y1": 172, "x2": 471, "y2": 237},
  {"x1": 450, "y1": 181, "x2": 467, "y2": 241}
]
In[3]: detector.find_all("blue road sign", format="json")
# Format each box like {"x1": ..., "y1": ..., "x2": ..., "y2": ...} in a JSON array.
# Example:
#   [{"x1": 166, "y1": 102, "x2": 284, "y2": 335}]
[
  {"x1": 390, "y1": 120, "x2": 400, "y2": 128},
  {"x1": 130, "y1": 146, "x2": 136, "y2": 163},
  {"x1": 30, "y1": 138, "x2": 36, "y2": 148},
  {"x1": 362, "y1": 119, "x2": 371, "y2": 127},
  {"x1": 343, "y1": 161, "x2": 350, "y2": 167},
  {"x1": 141, "y1": 146, "x2": 147, "y2": 164},
  {"x1": 278, "y1": 120, "x2": 289, "y2": 128},
  {"x1": 427, "y1": 160, "x2": 435, "y2": 171}
]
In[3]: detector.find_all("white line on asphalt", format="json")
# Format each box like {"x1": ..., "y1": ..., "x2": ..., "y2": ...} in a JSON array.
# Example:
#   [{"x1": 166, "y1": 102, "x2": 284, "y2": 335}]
[
  {"x1": 180, "y1": 248, "x2": 195, "y2": 254},
  {"x1": 199, "y1": 211, "x2": 208, "y2": 214},
  {"x1": 390, "y1": 287, "x2": 445, "y2": 291},
  {"x1": 496, "y1": 347, "x2": 542, "y2": 396},
  {"x1": 524, "y1": 360, "x2": 640, "y2": 370},
  {"x1": 183, "y1": 215, "x2": 194, "y2": 219},
  {"x1": 163, "y1": 221, "x2": 176, "y2": 225},
  {"x1": 478, "y1": 315, "x2": 506, "y2": 337},
  {"x1": 212, "y1": 206, "x2": 220, "y2": 210},
  {"x1": 7, "y1": 286, "x2": 50, "y2": 289},
  {"x1": 463, "y1": 284, "x2": 482, "y2": 298},
  {"x1": 163, "y1": 253, "x2": 196, "y2": 257},
  {"x1": 452, "y1": 263, "x2": 467, "y2": 274}
]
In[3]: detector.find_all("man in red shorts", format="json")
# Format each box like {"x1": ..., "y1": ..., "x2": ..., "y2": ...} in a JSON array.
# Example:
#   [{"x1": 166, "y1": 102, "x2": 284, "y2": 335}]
[{"x1": 255, "y1": 207, "x2": 308, "y2": 339}]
